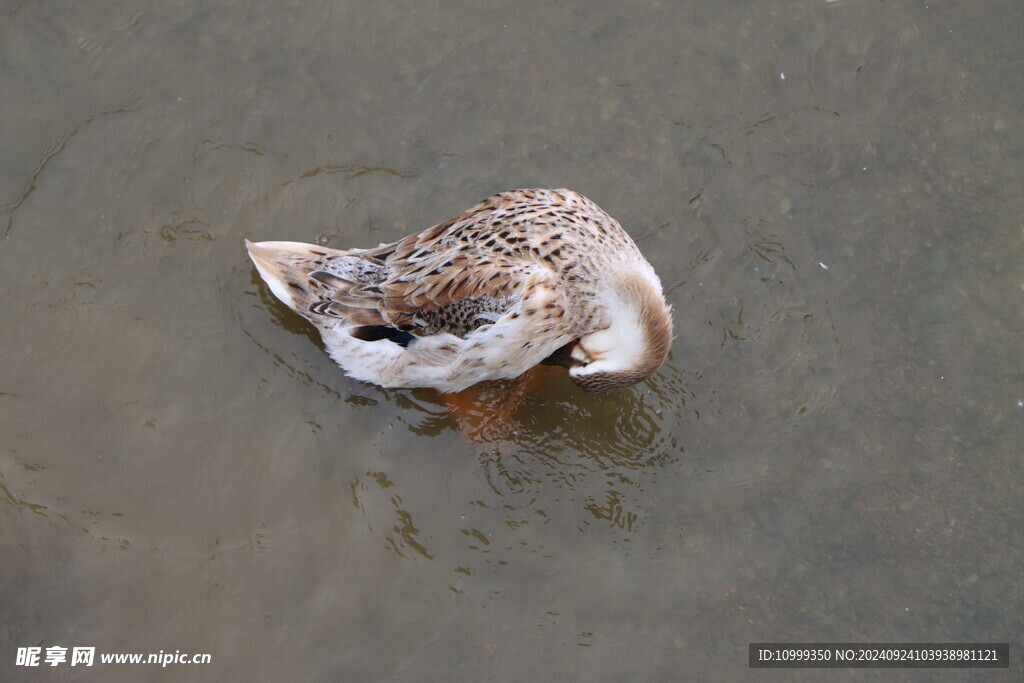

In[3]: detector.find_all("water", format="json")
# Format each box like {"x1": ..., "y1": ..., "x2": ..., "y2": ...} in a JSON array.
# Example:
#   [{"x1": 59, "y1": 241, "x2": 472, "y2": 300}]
[{"x1": 2, "y1": 1, "x2": 1022, "y2": 680}]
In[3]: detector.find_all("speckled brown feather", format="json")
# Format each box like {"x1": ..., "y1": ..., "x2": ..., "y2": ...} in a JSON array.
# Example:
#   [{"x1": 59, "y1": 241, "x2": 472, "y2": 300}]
[
  {"x1": 246, "y1": 188, "x2": 672, "y2": 392},
  {"x1": 257, "y1": 189, "x2": 637, "y2": 338}
]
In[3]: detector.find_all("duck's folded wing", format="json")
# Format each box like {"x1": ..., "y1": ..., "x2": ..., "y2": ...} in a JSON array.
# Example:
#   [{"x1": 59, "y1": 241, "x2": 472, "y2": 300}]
[
  {"x1": 317, "y1": 242, "x2": 548, "y2": 337},
  {"x1": 320, "y1": 198, "x2": 563, "y2": 337}
]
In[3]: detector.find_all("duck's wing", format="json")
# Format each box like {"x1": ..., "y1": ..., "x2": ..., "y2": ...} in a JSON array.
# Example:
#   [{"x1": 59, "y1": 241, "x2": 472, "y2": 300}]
[
  {"x1": 338, "y1": 202, "x2": 567, "y2": 338},
  {"x1": 250, "y1": 190, "x2": 577, "y2": 340}
]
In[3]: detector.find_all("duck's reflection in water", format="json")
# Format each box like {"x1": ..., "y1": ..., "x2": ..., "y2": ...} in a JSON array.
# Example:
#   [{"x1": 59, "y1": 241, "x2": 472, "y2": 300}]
[{"x1": 386, "y1": 362, "x2": 695, "y2": 535}]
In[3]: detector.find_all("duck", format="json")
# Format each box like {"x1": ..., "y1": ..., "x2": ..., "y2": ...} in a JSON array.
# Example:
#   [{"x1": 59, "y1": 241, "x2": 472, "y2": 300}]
[{"x1": 245, "y1": 188, "x2": 672, "y2": 393}]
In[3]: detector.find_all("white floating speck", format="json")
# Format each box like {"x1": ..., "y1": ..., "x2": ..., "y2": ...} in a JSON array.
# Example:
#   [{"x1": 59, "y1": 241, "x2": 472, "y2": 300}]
[
  {"x1": 1017, "y1": 399, "x2": 1023, "y2": 408},
  {"x1": 780, "y1": 72, "x2": 786, "y2": 80},
  {"x1": 819, "y1": 262, "x2": 829, "y2": 270}
]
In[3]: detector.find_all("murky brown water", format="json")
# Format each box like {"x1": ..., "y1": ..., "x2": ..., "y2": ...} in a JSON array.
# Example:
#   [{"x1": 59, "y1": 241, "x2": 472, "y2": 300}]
[{"x1": 2, "y1": 1, "x2": 1022, "y2": 680}]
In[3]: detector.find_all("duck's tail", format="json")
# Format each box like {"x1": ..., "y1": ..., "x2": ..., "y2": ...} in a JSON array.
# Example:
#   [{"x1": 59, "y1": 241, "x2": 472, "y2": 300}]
[
  {"x1": 245, "y1": 240, "x2": 339, "y2": 314},
  {"x1": 246, "y1": 239, "x2": 396, "y2": 329}
]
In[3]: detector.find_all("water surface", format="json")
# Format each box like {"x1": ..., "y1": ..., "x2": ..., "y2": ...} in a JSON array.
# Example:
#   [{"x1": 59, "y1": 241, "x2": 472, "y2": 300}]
[{"x1": 2, "y1": 1, "x2": 1022, "y2": 680}]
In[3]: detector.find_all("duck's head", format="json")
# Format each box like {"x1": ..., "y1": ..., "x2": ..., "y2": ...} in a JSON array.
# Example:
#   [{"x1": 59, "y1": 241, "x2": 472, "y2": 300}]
[{"x1": 562, "y1": 268, "x2": 673, "y2": 392}]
